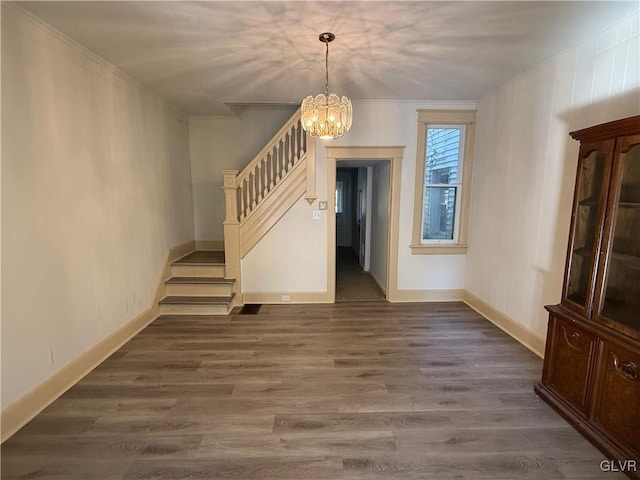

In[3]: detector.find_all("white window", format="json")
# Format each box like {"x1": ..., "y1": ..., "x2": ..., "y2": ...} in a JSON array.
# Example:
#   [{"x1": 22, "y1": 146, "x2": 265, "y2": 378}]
[{"x1": 411, "y1": 110, "x2": 476, "y2": 254}]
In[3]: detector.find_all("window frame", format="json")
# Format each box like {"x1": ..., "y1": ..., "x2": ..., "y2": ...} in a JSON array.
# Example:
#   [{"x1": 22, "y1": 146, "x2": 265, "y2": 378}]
[
  {"x1": 411, "y1": 109, "x2": 476, "y2": 255},
  {"x1": 421, "y1": 124, "x2": 465, "y2": 244}
]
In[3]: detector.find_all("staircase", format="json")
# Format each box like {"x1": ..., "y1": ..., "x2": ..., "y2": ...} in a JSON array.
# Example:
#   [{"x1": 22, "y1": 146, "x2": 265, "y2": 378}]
[
  {"x1": 158, "y1": 251, "x2": 236, "y2": 315},
  {"x1": 221, "y1": 107, "x2": 316, "y2": 307},
  {"x1": 157, "y1": 108, "x2": 316, "y2": 316}
]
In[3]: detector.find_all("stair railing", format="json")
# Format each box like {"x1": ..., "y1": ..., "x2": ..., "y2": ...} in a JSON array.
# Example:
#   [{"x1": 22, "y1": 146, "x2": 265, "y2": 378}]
[{"x1": 222, "y1": 108, "x2": 316, "y2": 305}]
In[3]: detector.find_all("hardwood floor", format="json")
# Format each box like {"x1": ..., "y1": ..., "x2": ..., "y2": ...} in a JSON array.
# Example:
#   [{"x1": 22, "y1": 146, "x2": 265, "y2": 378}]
[
  {"x1": 1, "y1": 302, "x2": 623, "y2": 479},
  {"x1": 335, "y1": 247, "x2": 385, "y2": 302}
]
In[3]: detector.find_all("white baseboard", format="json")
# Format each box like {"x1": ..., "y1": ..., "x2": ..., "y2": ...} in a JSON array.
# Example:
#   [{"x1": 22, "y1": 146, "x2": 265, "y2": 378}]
[
  {"x1": 390, "y1": 288, "x2": 464, "y2": 302},
  {"x1": 242, "y1": 291, "x2": 331, "y2": 304},
  {"x1": 0, "y1": 240, "x2": 195, "y2": 443},
  {"x1": 463, "y1": 290, "x2": 545, "y2": 358}
]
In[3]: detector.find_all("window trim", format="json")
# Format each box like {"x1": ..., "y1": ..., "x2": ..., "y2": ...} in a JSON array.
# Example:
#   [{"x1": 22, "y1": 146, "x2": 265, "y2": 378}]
[
  {"x1": 411, "y1": 109, "x2": 476, "y2": 255},
  {"x1": 420, "y1": 124, "x2": 465, "y2": 245}
]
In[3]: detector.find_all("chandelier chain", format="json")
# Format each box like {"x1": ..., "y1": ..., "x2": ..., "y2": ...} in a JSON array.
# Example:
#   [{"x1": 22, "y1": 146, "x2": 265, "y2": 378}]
[{"x1": 325, "y1": 37, "x2": 329, "y2": 97}]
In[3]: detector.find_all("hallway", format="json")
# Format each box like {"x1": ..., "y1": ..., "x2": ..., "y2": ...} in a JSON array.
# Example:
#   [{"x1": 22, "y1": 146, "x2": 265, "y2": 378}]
[{"x1": 335, "y1": 247, "x2": 385, "y2": 302}]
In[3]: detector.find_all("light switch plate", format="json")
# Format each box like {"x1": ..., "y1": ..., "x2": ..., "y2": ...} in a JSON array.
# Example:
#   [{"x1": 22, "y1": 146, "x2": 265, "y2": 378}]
[
  {"x1": 319, "y1": 201, "x2": 328, "y2": 210},
  {"x1": 312, "y1": 211, "x2": 321, "y2": 220}
]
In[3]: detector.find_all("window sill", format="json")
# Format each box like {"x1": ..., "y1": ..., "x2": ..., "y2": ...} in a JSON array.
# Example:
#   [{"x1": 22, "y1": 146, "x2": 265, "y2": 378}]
[{"x1": 410, "y1": 244, "x2": 468, "y2": 255}]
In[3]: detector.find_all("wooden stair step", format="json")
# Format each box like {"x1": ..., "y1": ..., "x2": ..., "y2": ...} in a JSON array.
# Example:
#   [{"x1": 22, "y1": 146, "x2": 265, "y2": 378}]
[
  {"x1": 171, "y1": 261, "x2": 224, "y2": 267},
  {"x1": 173, "y1": 251, "x2": 225, "y2": 265},
  {"x1": 172, "y1": 261, "x2": 225, "y2": 267},
  {"x1": 165, "y1": 277, "x2": 234, "y2": 285},
  {"x1": 160, "y1": 295, "x2": 234, "y2": 305},
  {"x1": 170, "y1": 263, "x2": 226, "y2": 277}
]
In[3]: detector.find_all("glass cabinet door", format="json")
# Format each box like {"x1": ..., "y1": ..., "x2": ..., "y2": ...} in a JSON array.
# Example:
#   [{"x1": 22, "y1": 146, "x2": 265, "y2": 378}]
[
  {"x1": 597, "y1": 136, "x2": 640, "y2": 336},
  {"x1": 564, "y1": 142, "x2": 613, "y2": 314}
]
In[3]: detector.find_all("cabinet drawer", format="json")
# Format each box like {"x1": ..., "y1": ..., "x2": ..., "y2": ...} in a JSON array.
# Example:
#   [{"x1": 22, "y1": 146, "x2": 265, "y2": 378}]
[
  {"x1": 592, "y1": 341, "x2": 640, "y2": 457},
  {"x1": 543, "y1": 316, "x2": 599, "y2": 415}
]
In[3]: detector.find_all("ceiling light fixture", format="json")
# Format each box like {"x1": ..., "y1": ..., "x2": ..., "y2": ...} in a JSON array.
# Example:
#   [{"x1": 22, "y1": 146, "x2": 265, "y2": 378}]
[{"x1": 301, "y1": 32, "x2": 352, "y2": 140}]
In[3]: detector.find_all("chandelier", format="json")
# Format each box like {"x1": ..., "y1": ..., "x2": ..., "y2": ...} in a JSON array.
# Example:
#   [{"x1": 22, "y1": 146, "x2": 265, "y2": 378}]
[{"x1": 301, "y1": 32, "x2": 352, "y2": 140}]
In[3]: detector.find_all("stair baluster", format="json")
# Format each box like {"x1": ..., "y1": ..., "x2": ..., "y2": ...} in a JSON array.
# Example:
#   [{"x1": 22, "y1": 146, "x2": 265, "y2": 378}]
[
  {"x1": 250, "y1": 168, "x2": 256, "y2": 207},
  {"x1": 290, "y1": 126, "x2": 296, "y2": 169},
  {"x1": 257, "y1": 160, "x2": 264, "y2": 203},
  {"x1": 302, "y1": 120, "x2": 307, "y2": 153},
  {"x1": 282, "y1": 131, "x2": 287, "y2": 173},
  {"x1": 240, "y1": 177, "x2": 247, "y2": 220}
]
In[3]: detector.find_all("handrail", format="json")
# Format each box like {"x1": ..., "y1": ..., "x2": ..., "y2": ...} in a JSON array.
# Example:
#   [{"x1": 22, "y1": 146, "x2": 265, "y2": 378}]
[{"x1": 234, "y1": 108, "x2": 307, "y2": 221}]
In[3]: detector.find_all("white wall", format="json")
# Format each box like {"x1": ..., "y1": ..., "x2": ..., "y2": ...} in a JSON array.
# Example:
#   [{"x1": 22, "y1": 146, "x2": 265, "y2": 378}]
[
  {"x1": 466, "y1": 9, "x2": 640, "y2": 342},
  {"x1": 242, "y1": 100, "x2": 475, "y2": 295},
  {"x1": 370, "y1": 162, "x2": 390, "y2": 293},
  {"x1": 241, "y1": 198, "x2": 327, "y2": 293},
  {"x1": 1, "y1": 3, "x2": 4, "y2": 387},
  {"x1": 189, "y1": 116, "x2": 240, "y2": 242},
  {"x1": 1, "y1": 5, "x2": 194, "y2": 408},
  {"x1": 332, "y1": 101, "x2": 472, "y2": 291},
  {"x1": 189, "y1": 105, "x2": 296, "y2": 242}
]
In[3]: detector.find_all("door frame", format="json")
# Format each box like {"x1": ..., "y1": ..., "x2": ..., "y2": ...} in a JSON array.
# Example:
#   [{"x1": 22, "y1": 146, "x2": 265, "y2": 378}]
[{"x1": 326, "y1": 146, "x2": 404, "y2": 302}]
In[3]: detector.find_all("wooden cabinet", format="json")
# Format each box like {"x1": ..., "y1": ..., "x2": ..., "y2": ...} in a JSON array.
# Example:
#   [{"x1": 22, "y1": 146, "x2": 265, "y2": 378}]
[
  {"x1": 592, "y1": 340, "x2": 640, "y2": 459},
  {"x1": 542, "y1": 315, "x2": 599, "y2": 415},
  {"x1": 535, "y1": 116, "x2": 640, "y2": 479}
]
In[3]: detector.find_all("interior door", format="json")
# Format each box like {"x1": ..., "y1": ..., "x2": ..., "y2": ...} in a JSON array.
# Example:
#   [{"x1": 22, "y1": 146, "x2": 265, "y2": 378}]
[
  {"x1": 336, "y1": 169, "x2": 353, "y2": 247},
  {"x1": 358, "y1": 167, "x2": 367, "y2": 268}
]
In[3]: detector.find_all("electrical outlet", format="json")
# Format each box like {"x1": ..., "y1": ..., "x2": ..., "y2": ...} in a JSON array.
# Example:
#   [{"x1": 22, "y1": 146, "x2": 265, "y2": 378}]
[
  {"x1": 312, "y1": 211, "x2": 321, "y2": 220},
  {"x1": 319, "y1": 201, "x2": 328, "y2": 210},
  {"x1": 280, "y1": 294, "x2": 291, "y2": 302}
]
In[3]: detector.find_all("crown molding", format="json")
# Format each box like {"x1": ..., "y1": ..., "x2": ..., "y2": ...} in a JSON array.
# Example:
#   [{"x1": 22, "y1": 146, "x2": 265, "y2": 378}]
[
  {"x1": 2, "y1": 2, "x2": 188, "y2": 124},
  {"x1": 350, "y1": 99, "x2": 478, "y2": 110}
]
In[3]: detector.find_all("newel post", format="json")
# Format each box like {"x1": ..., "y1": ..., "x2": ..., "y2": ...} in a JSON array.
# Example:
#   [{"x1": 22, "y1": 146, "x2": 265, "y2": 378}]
[
  {"x1": 304, "y1": 134, "x2": 317, "y2": 205},
  {"x1": 222, "y1": 170, "x2": 242, "y2": 305}
]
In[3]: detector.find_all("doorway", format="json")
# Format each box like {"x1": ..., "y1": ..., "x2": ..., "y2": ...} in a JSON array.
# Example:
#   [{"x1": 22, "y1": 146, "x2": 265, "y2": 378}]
[
  {"x1": 335, "y1": 165, "x2": 386, "y2": 302},
  {"x1": 326, "y1": 146, "x2": 404, "y2": 303}
]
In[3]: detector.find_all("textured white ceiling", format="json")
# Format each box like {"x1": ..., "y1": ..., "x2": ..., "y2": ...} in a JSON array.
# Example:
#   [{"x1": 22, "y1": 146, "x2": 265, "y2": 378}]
[{"x1": 20, "y1": 1, "x2": 638, "y2": 115}]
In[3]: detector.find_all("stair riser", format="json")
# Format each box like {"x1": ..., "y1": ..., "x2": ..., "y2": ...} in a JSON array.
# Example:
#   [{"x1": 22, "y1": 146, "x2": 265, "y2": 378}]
[
  {"x1": 165, "y1": 283, "x2": 233, "y2": 297},
  {"x1": 171, "y1": 264, "x2": 225, "y2": 277},
  {"x1": 158, "y1": 303, "x2": 231, "y2": 316}
]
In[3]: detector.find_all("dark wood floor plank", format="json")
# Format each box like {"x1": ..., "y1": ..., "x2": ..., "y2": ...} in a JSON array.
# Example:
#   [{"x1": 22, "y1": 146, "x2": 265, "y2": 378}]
[
  {"x1": 273, "y1": 411, "x2": 454, "y2": 433},
  {"x1": 392, "y1": 426, "x2": 595, "y2": 454},
  {"x1": 37, "y1": 398, "x2": 177, "y2": 418},
  {"x1": 196, "y1": 431, "x2": 397, "y2": 458},
  {"x1": 1, "y1": 434, "x2": 203, "y2": 458},
  {"x1": 341, "y1": 453, "x2": 568, "y2": 480},
  {"x1": 0, "y1": 456, "x2": 135, "y2": 480},
  {"x1": 231, "y1": 381, "x2": 388, "y2": 397},
  {"x1": 59, "y1": 383, "x2": 234, "y2": 400},
  {"x1": 0, "y1": 301, "x2": 619, "y2": 480},
  {"x1": 86, "y1": 414, "x2": 276, "y2": 436},
  {"x1": 123, "y1": 456, "x2": 344, "y2": 480},
  {"x1": 167, "y1": 396, "x2": 342, "y2": 416}
]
